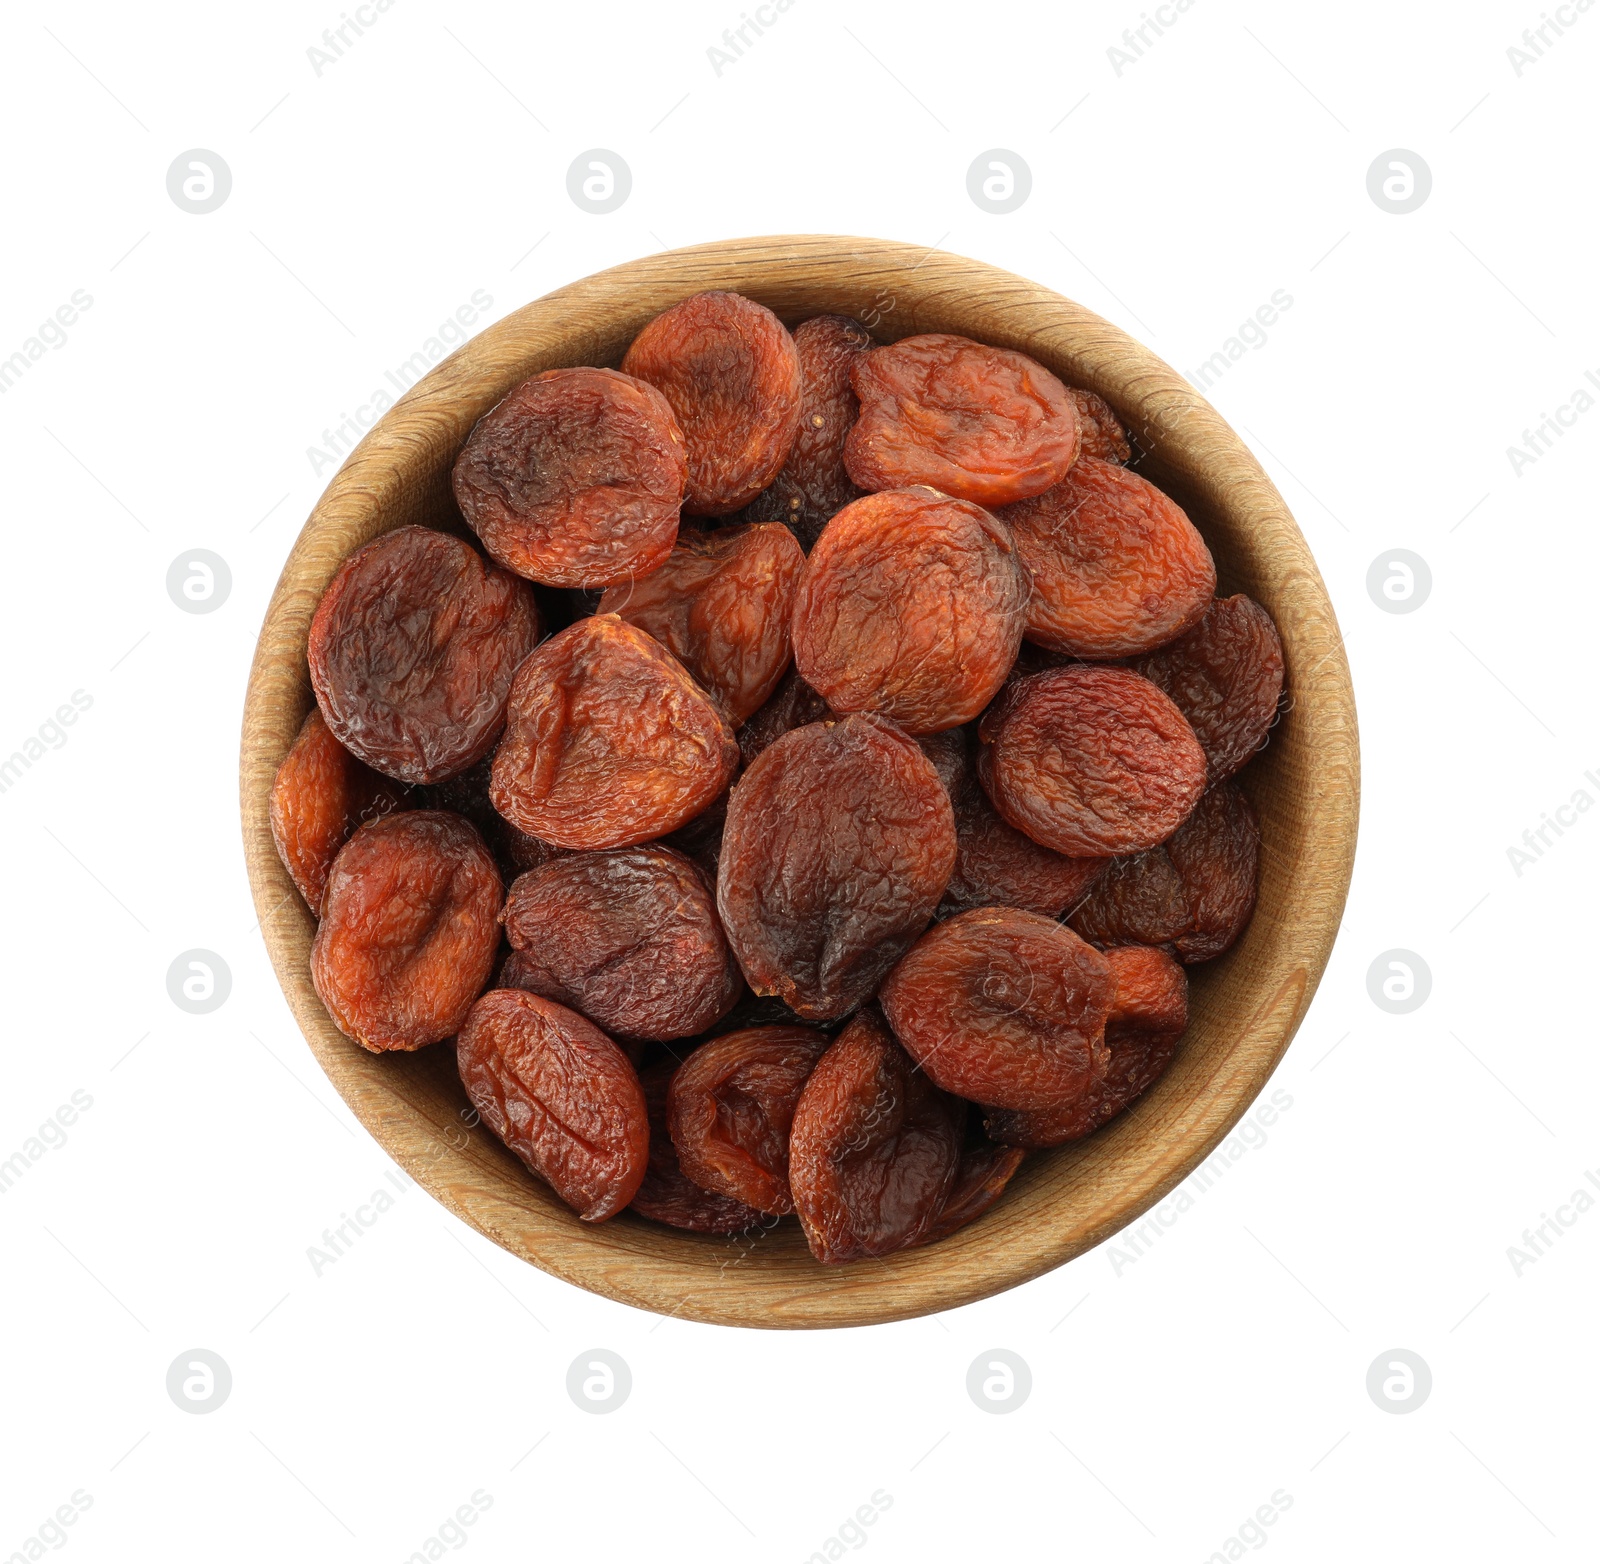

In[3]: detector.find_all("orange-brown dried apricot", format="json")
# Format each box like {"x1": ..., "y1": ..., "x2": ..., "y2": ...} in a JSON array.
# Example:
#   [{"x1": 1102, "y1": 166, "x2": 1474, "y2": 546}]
[
  {"x1": 788, "y1": 1010, "x2": 962, "y2": 1263},
  {"x1": 308, "y1": 526, "x2": 540, "y2": 785},
  {"x1": 620, "y1": 291, "x2": 801, "y2": 516},
  {"x1": 1070, "y1": 387, "x2": 1132, "y2": 464},
  {"x1": 844, "y1": 334, "x2": 1078, "y2": 506},
  {"x1": 456, "y1": 988, "x2": 647, "y2": 1221},
  {"x1": 597, "y1": 522, "x2": 804, "y2": 724},
  {"x1": 667, "y1": 1025, "x2": 831, "y2": 1214},
  {"x1": 737, "y1": 667, "x2": 830, "y2": 768},
  {"x1": 995, "y1": 457, "x2": 1215, "y2": 658},
  {"x1": 451, "y1": 367, "x2": 687, "y2": 588},
  {"x1": 1134, "y1": 594, "x2": 1285, "y2": 783},
  {"x1": 490, "y1": 615, "x2": 739, "y2": 849},
  {"x1": 791, "y1": 489, "x2": 1031, "y2": 735},
  {"x1": 271, "y1": 707, "x2": 410, "y2": 913},
  {"x1": 718, "y1": 714, "x2": 956, "y2": 1020},
  {"x1": 978, "y1": 665, "x2": 1207, "y2": 857},
  {"x1": 311, "y1": 811, "x2": 502, "y2": 1052},
  {"x1": 879, "y1": 907, "x2": 1112, "y2": 1110},
  {"x1": 500, "y1": 845, "x2": 741, "y2": 1041}
]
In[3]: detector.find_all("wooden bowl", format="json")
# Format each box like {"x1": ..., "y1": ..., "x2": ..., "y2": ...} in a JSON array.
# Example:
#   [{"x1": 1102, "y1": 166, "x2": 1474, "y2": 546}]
[{"x1": 240, "y1": 236, "x2": 1358, "y2": 1329}]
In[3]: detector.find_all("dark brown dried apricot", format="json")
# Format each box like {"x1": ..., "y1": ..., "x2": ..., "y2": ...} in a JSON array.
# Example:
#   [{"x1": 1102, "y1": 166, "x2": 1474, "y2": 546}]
[
  {"x1": 620, "y1": 291, "x2": 801, "y2": 516},
  {"x1": 916, "y1": 726, "x2": 970, "y2": 803},
  {"x1": 500, "y1": 845, "x2": 741, "y2": 1041},
  {"x1": 718, "y1": 714, "x2": 956, "y2": 1021},
  {"x1": 741, "y1": 314, "x2": 872, "y2": 547},
  {"x1": 995, "y1": 457, "x2": 1215, "y2": 658},
  {"x1": 844, "y1": 334, "x2": 1078, "y2": 506},
  {"x1": 925, "y1": 1129, "x2": 1027, "y2": 1243},
  {"x1": 737, "y1": 667, "x2": 830, "y2": 768},
  {"x1": 1069, "y1": 387, "x2": 1132, "y2": 464},
  {"x1": 490, "y1": 615, "x2": 739, "y2": 849},
  {"x1": 791, "y1": 489, "x2": 1030, "y2": 736},
  {"x1": 271, "y1": 706, "x2": 410, "y2": 913},
  {"x1": 456, "y1": 988, "x2": 647, "y2": 1221},
  {"x1": 879, "y1": 907, "x2": 1112, "y2": 1110},
  {"x1": 311, "y1": 811, "x2": 502, "y2": 1052},
  {"x1": 944, "y1": 778, "x2": 1107, "y2": 919},
  {"x1": 451, "y1": 367, "x2": 687, "y2": 588},
  {"x1": 978, "y1": 665, "x2": 1207, "y2": 857},
  {"x1": 1133, "y1": 594, "x2": 1285, "y2": 783},
  {"x1": 597, "y1": 522, "x2": 804, "y2": 724},
  {"x1": 667, "y1": 1025, "x2": 830, "y2": 1214},
  {"x1": 308, "y1": 526, "x2": 540, "y2": 785},
  {"x1": 788, "y1": 1010, "x2": 962, "y2": 1263}
]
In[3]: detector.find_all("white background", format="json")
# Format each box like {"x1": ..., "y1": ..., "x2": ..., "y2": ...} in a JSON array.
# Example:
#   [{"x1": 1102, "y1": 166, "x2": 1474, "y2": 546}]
[{"x1": 2, "y1": 0, "x2": 1596, "y2": 1559}]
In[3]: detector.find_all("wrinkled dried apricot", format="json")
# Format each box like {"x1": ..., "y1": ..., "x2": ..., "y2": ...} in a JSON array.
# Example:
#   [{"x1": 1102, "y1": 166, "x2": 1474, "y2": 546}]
[
  {"x1": 620, "y1": 291, "x2": 801, "y2": 516},
  {"x1": 308, "y1": 526, "x2": 540, "y2": 785},
  {"x1": 792, "y1": 489, "x2": 1031, "y2": 735},
  {"x1": 978, "y1": 665, "x2": 1207, "y2": 857},
  {"x1": 995, "y1": 457, "x2": 1215, "y2": 658},
  {"x1": 271, "y1": 706, "x2": 410, "y2": 913},
  {"x1": 737, "y1": 667, "x2": 830, "y2": 768},
  {"x1": 1134, "y1": 594, "x2": 1284, "y2": 783},
  {"x1": 311, "y1": 811, "x2": 502, "y2": 1052},
  {"x1": 845, "y1": 334, "x2": 1078, "y2": 506},
  {"x1": 926, "y1": 1127, "x2": 1027, "y2": 1243},
  {"x1": 718, "y1": 713, "x2": 956, "y2": 1020},
  {"x1": 490, "y1": 614, "x2": 739, "y2": 849},
  {"x1": 916, "y1": 726, "x2": 970, "y2": 802},
  {"x1": 879, "y1": 907, "x2": 1112, "y2": 1110},
  {"x1": 1069, "y1": 388, "x2": 1132, "y2": 464},
  {"x1": 500, "y1": 845, "x2": 741, "y2": 1040},
  {"x1": 741, "y1": 314, "x2": 872, "y2": 548},
  {"x1": 597, "y1": 522, "x2": 804, "y2": 724},
  {"x1": 667, "y1": 1025, "x2": 830, "y2": 1214},
  {"x1": 788, "y1": 1010, "x2": 963, "y2": 1263},
  {"x1": 456, "y1": 987, "x2": 647, "y2": 1221},
  {"x1": 451, "y1": 366, "x2": 687, "y2": 588}
]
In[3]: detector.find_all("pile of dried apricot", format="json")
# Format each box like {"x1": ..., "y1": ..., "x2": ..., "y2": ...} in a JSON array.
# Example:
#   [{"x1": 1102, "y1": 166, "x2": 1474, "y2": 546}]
[{"x1": 274, "y1": 290, "x2": 1285, "y2": 1264}]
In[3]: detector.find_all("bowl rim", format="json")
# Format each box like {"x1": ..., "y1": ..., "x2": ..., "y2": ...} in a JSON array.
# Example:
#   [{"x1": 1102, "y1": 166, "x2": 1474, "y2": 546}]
[{"x1": 239, "y1": 234, "x2": 1359, "y2": 1329}]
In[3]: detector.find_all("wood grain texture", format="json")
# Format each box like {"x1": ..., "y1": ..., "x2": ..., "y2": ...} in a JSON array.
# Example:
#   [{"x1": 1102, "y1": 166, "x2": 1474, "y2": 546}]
[{"x1": 239, "y1": 235, "x2": 1359, "y2": 1329}]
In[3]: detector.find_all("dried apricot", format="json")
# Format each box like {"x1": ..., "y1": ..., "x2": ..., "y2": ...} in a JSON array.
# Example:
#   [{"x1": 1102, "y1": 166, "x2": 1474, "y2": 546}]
[
  {"x1": 451, "y1": 366, "x2": 687, "y2": 588},
  {"x1": 718, "y1": 713, "x2": 956, "y2": 1020},
  {"x1": 271, "y1": 706, "x2": 410, "y2": 913},
  {"x1": 788, "y1": 1010, "x2": 962, "y2": 1263},
  {"x1": 1133, "y1": 594, "x2": 1284, "y2": 783},
  {"x1": 995, "y1": 457, "x2": 1215, "y2": 658},
  {"x1": 737, "y1": 667, "x2": 830, "y2": 768},
  {"x1": 879, "y1": 907, "x2": 1112, "y2": 1110},
  {"x1": 620, "y1": 291, "x2": 801, "y2": 516},
  {"x1": 456, "y1": 988, "x2": 647, "y2": 1221},
  {"x1": 311, "y1": 810, "x2": 502, "y2": 1052},
  {"x1": 978, "y1": 665, "x2": 1207, "y2": 857},
  {"x1": 791, "y1": 488, "x2": 1030, "y2": 735},
  {"x1": 845, "y1": 333, "x2": 1078, "y2": 506},
  {"x1": 667, "y1": 1025, "x2": 831, "y2": 1214},
  {"x1": 1069, "y1": 387, "x2": 1131, "y2": 464},
  {"x1": 741, "y1": 314, "x2": 872, "y2": 547},
  {"x1": 500, "y1": 845, "x2": 741, "y2": 1041},
  {"x1": 597, "y1": 522, "x2": 804, "y2": 724},
  {"x1": 926, "y1": 1128, "x2": 1027, "y2": 1243},
  {"x1": 308, "y1": 526, "x2": 540, "y2": 785},
  {"x1": 489, "y1": 614, "x2": 739, "y2": 849},
  {"x1": 916, "y1": 726, "x2": 970, "y2": 802}
]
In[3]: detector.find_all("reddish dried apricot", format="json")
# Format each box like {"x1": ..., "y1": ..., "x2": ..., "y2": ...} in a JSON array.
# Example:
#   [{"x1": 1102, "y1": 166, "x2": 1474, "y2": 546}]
[
  {"x1": 451, "y1": 367, "x2": 687, "y2": 588},
  {"x1": 916, "y1": 726, "x2": 970, "y2": 802},
  {"x1": 490, "y1": 615, "x2": 739, "y2": 849},
  {"x1": 629, "y1": 1057, "x2": 766, "y2": 1233},
  {"x1": 456, "y1": 988, "x2": 647, "y2": 1221},
  {"x1": 1102, "y1": 942, "x2": 1189, "y2": 1038},
  {"x1": 995, "y1": 457, "x2": 1215, "y2": 658},
  {"x1": 741, "y1": 314, "x2": 872, "y2": 547},
  {"x1": 271, "y1": 706, "x2": 409, "y2": 913},
  {"x1": 926, "y1": 1130, "x2": 1027, "y2": 1243},
  {"x1": 311, "y1": 811, "x2": 502, "y2": 1052},
  {"x1": 667, "y1": 1025, "x2": 830, "y2": 1214},
  {"x1": 620, "y1": 291, "x2": 801, "y2": 516},
  {"x1": 788, "y1": 1010, "x2": 962, "y2": 1263},
  {"x1": 737, "y1": 667, "x2": 830, "y2": 768},
  {"x1": 791, "y1": 489, "x2": 1030, "y2": 735},
  {"x1": 309, "y1": 526, "x2": 540, "y2": 785},
  {"x1": 844, "y1": 334, "x2": 1078, "y2": 506},
  {"x1": 879, "y1": 907, "x2": 1112, "y2": 1110},
  {"x1": 944, "y1": 776, "x2": 1107, "y2": 919},
  {"x1": 978, "y1": 665, "x2": 1207, "y2": 857},
  {"x1": 1133, "y1": 594, "x2": 1285, "y2": 783},
  {"x1": 718, "y1": 714, "x2": 956, "y2": 1021},
  {"x1": 500, "y1": 846, "x2": 741, "y2": 1041},
  {"x1": 1070, "y1": 387, "x2": 1132, "y2": 464},
  {"x1": 597, "y1": 522, "x2": 804, "y2": 724}
]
